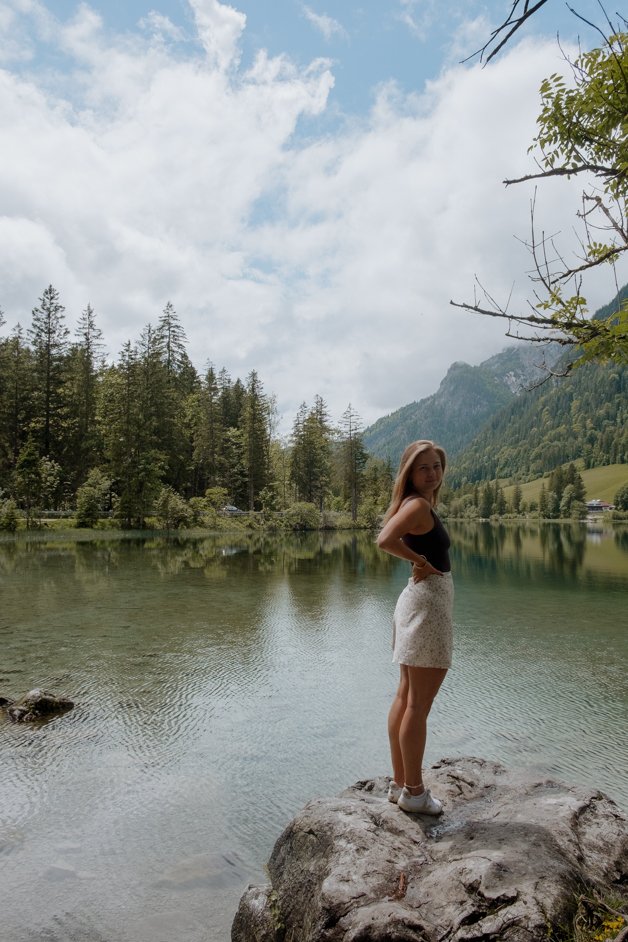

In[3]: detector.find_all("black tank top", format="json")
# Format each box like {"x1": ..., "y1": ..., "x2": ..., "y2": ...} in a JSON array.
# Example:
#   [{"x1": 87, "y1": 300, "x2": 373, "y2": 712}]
[{"x1": 402, "y1": 510, "x2": 451, "y2": 572}]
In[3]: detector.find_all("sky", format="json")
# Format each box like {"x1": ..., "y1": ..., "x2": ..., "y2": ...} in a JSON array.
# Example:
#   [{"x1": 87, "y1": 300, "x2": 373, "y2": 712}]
[{"x1": 0, "y1": 0, "x2": 623, "y2": 431}]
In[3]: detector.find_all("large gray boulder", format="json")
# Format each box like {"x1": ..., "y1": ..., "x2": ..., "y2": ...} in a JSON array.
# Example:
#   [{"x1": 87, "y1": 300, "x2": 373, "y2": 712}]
[{"x1": 232, "y1": 757, "x2": 627, "y2": 942}]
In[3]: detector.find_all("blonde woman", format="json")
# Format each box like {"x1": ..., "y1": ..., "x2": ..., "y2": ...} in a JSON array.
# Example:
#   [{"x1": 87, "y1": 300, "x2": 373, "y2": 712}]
[{"x1": 376, "y1": 440, "x2": 453, "y2": 814}]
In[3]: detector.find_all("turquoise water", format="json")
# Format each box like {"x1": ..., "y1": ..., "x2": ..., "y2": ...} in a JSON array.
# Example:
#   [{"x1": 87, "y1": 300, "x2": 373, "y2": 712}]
[{"x1": 0, "y1": 523, "x2": 626, "y2": 941}]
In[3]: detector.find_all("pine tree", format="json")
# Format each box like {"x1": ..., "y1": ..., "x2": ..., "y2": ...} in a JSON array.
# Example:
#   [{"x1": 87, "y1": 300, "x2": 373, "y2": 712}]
[
  {"x1": 136, "y1": 320, "x2": 193, "y2": 492},
  {"x1": 339, "y1": 404, "x2": 367, "y2": 521},
  {"x1": 222, "y1": 427, "x2": 248, "y2": 507},
  {"x1": 13, "y1": 437, "x2": 43, "y2": 528},
  {"x1": 539, "y1": 482, "x2": 549, "y2": 518},
  {"x1": 187, "y1": 364, "x2": 225, "y2": 493},
  {"x1": 156, "y1": 302, "x2": 187, "y2": 378},
  {"x1": 511, "y1": 482, "x2": 523, "y2": 514},
  {"x1": 98, "y1": 343, "x2": 164, "y2": 528},
  {"x1": 65, "y1": 303, "x2": 105, "y2": 488},
  {"x1": 242, "y1": 370, "x2": 270, "y2": 510},
  {"x1": 479, "y1": 483, "x2": 494, "y2": 518},
  {"x1": 290, "y1": 396, "x2": 332, "y2": 510},
  {"x1": 494, "y1": 481, "x2": 507, "y2": 516},
  {"x1": 219, "y1": 371, "x2": 245, "y2": 430},
  {"x1": 565, "y1": 463, "x2": 586, "y2": 503},
  {"x1": 0, "y1": 309, "x2": 6, "y2": 475},
  {"x1": 0, "y1": 323, "x2": 36, "y2": 487},
  {"x1": 28, "y1": 285, "x2": 70, "y2": 461}
]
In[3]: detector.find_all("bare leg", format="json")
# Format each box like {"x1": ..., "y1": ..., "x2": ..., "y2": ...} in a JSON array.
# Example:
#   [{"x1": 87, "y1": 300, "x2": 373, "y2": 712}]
[
  {"x1": 399, "y1": 666, "x2": 447, "y2": 792},
  {"x1": 387, "y1": 666, "x2": 409, "y2": 784}
]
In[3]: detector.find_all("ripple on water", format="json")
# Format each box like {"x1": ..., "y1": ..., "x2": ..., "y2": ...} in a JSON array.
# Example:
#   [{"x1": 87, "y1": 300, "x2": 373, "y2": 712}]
[{"x1": 0, "y1": 530, "x2": 626, "y2": 942}]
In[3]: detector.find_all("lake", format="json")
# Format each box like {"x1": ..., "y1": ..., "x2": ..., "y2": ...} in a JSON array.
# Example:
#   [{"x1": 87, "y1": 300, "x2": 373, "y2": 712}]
[{"x1": 0, "y1": 521, "x2": 626, "y2": 942}]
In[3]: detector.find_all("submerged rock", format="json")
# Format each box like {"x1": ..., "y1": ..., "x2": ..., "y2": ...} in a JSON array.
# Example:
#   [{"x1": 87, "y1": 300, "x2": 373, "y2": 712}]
[
  {"x1": 232, "y1": 756, "x2": 627, "y2": 942},
  {"x1": 4, "y1": 688, "x2": 74, "y2": 723}
]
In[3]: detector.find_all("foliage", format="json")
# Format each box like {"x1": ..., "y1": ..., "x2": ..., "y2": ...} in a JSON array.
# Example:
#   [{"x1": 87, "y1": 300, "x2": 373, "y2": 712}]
[
  {"x1": 614, "y1": 482, "x2": 628, "y2": 510},
  {"x1": 337, "y1": 404, "x2": 368, "y2": 521},
  {"x1": 15, "y1": 282, "x2": 622, "y2": 530},
  {"x1": 357, "y1": 498, "x2": 384, "y2": 529},
  {"x1": 28, "y1": 284, "x2": 70, "y2": 461},
  {"x1": 453, "y1": 25, "x2": 628, "y2": 367},
  {"x1": 290, "y1": 396, "x2": 333, "y2": 510},
  {"x1": 204, "y1": 486, "x2": 229, "y2": 509},
  {"x1": 548, "y1": 890, "x2": 626, "y2": 942},
  {"x1": 501, "y1": 462, "x2": 626, "y2": 507},
  {"x1": 283, "y1": 502, "x2": 320, "y2": 531},
  {"x1": 449, "y1": 356, "x2": 627, "y2": 486},
  {"x1": 155, "y1": 486, "x2": 193, "y2": 530},
  {"x1": 447, "y1": 461, "x2": 594, "y2": 520},
  {"x1": 39, "y1": 457, "x2": 63, "y2": 510},
  {"x1": 0, "y1": 497, "x2": 20, "y2": 531},
  {"x1": 75, "y1": 468, "x2": 111, "y2": 527},
  {"x1": 242, "y1": 370, "x2": 272, "y2": 510},
  {"x1": 0, "y1": 286, "x2": 400, "y2": 528},
  {"x1": 12, "y1": 438, "x2": 43, "y2": 527}
]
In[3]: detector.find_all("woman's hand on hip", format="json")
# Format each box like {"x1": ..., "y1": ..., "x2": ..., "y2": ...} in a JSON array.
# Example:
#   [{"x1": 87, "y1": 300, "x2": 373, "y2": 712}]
[{"x1": 412, "y1": 559, "x2": 443, "y2": 583}]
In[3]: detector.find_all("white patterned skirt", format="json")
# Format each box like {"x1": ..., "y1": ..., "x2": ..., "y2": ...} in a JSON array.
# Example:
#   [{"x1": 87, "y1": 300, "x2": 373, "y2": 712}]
[{"x1": 392, "y1": 572, "x2": 454, "y2": 668}]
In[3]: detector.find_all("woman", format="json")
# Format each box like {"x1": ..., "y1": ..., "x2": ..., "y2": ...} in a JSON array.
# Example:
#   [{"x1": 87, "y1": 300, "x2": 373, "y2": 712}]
[{"x1": 376, "y1": 440, "x2": 453, "y2": 814}]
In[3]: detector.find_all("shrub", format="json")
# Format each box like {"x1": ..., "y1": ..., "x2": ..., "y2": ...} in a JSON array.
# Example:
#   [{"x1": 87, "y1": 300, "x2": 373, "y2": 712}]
[
  {"x1": 155, "y1": 486, "x2": 193, "y2": 530},
  {"x1": 0, "y1": 498, "x2": 21, "y2": 531},
  {"x1": 75, "y1": 469, "x2": 111, "y2": 527},
  {"x1": 357, "y1": 499, "x2": 383, "y2": 530},
  {"x1": 283, "y1": 502, "x2": 320, "y2": 531},
  {"x1": 614, "y1": 483, "x2": 628, "y2": 511}
]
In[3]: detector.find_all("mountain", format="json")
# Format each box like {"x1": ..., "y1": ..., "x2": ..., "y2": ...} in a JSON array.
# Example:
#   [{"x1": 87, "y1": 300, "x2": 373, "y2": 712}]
[
  {"x1": 448, "y1": 357, "x2": 627, "y2": 486},
  {"x1": 447, "y1": 285, "x2": 628, "y2": 485},
  {"x1": 363, "y1": 343, "x2": 561, "y2": 466}
]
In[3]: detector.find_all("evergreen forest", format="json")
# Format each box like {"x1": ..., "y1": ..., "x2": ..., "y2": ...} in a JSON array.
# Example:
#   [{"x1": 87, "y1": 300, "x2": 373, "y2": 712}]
[
  {"x1": 0, "y1": 286, "x2": 393, "y2": 529},
  {"x1": 1, "y1": 285, "x2": 626, "y2": 531}
]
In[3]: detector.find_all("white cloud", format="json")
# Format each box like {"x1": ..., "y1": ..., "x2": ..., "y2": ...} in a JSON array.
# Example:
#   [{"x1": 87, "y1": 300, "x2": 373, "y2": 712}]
[
  {"x1": 444, "y1": 13, "x2": 494, "y2": 65},
  {"x1": 302, "y1": 6, "x2": 347, "y2": 42},
  {"x1": 0, "y1": 2, "x2": 623, "y2": 433},
  {"x1": 187, "y1": 0, "x2": 246, "y2": 71},
  {"x1": 397, "y1": 0, "x2": 437, "y2": 41},
  {"x1": 139, "y1": 11, "x2": 185, "y2": 42}
]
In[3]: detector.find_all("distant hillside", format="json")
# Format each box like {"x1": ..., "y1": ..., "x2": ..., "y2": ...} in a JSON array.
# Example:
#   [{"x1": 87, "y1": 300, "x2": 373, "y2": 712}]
[
  {"x1": 501, "y1": 464, "x2": 628, "y2": 506},
  {"x1": 363, "y1": 344, "x2": 560, "y2": 465},
  {"x1": 448, "y1": 358, "x2": 627, "y2": 487}
]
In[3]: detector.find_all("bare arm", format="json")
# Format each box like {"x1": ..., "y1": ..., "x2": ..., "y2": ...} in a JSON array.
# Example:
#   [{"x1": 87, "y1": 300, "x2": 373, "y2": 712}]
[{"x1": 377, "y1": 497, "x2": 443, "y2": 579}]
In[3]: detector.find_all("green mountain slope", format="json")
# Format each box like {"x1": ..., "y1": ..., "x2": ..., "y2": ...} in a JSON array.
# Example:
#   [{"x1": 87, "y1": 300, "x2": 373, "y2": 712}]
[
  {"x1": 448, "y1": 359, "x2": 627, "y2": 486},
  {"x1": 363, "y1": 344, "x2": 559, "y2": 466}
]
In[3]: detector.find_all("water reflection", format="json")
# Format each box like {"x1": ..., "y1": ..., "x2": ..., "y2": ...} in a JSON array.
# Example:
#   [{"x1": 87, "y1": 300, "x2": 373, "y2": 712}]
[
  {"x1": 447, "y1": 520, "x2": 625, "y2": 586},
  {"x1": 0, "y1": 523, "x2": 626, "y2": 942}
]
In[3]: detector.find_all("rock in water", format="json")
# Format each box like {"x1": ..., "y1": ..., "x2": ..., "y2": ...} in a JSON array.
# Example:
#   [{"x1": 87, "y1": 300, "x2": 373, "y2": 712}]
[
  {"x1": 6, "y1": 688, "x2": 74, "y2": 723},
  {"x1": 232, "y1": 757, "x2": 627, "y2": 942}
]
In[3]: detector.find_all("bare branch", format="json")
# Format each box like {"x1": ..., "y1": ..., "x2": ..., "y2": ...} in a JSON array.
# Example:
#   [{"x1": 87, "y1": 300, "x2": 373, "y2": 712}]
[
  {"x1": 525, "y1": 360, "x2": 575, "y2": 389},
  {"x1": 585, "y1": 194, "x2": 628, "y2": 245},
  {"x1": 463, "y1": 0, "x2": 550, "y2": 65},
  {"x1": 504, "y1": 165, "x2": 620, "y2": 186},
  {"x1": 449, "y1": 298, "x2": 571, "y2": 331}
]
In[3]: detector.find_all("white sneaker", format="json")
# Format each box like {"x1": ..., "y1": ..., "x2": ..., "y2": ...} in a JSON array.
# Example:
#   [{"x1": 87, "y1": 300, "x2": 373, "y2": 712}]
[
  {"x1": 387, "y1": 781, "x2": 402, "y2": 803},
  {"x1": 397, "y1": 786, "x2": 443, "y2": 815}
]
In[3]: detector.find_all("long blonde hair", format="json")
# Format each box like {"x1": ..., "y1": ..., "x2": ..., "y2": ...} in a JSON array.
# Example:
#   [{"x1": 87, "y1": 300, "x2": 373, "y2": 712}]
[{"x1": 381, "y1": 440, "x2": 447, "y2": 526}]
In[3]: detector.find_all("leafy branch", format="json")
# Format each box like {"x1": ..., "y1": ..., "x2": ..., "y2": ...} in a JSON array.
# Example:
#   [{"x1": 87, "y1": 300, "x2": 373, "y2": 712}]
[{"x1": 452, "y1": 21, "x2": 628, "y2": 371}]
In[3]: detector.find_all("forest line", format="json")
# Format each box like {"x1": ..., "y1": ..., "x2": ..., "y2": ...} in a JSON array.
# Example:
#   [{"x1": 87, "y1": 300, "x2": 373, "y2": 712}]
[{"x1": 0, "y1": 286, "x2": 393, "y2": 529}]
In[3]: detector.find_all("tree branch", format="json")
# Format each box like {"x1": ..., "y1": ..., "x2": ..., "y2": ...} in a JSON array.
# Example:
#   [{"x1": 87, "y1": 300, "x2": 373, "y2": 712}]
[
  {"x1": 463, "y1": 0, "x2": 550, "y2": 65},
  {"x1": 504, "y1": 165, "x2": 620, "y2": 186}
]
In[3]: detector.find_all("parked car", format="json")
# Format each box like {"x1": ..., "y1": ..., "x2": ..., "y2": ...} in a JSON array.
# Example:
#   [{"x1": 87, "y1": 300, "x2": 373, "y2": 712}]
[{"x1": 221, "y1": 504, "x2": 246, "y2": 515}]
